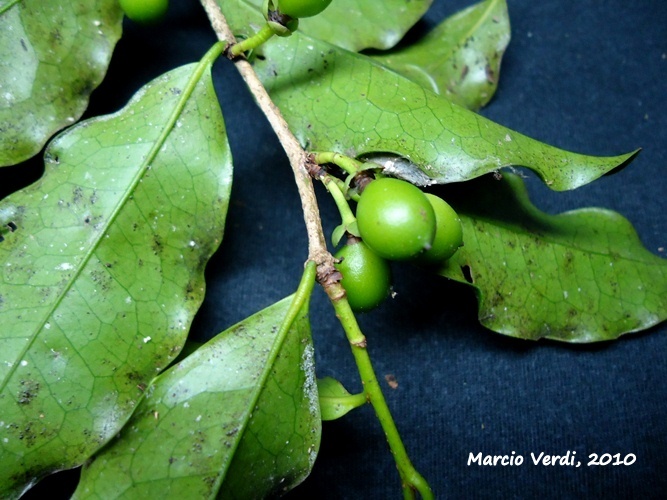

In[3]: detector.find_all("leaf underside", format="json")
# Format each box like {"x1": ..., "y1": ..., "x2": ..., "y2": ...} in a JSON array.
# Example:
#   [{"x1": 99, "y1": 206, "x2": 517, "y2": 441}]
[
  {"x1": 372, "y1": 0, "x2": 511, "y2": 111},
  {"x1": 438, "y1": 173, "x2": 667, "y2": 342},
  {"x1": 74, "y1": 296, "x2": 320, "y2": 499},
  {"x1": 252, "y1": 32, "x2": 637, "y2": 191},
  {"x1": 0, "y1": 0, "x2": 123, "y2": 167},
  {"x1": 0, "y1": 63, "x2": 232, "y2": 497},
  {"x1": 219, "y1": 0, "x2": 433, "y2": 52}
]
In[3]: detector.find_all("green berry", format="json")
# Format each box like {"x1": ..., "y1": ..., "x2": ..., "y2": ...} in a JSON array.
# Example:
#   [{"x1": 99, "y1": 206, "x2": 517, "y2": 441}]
[
  {"x1": 420, "y1": 194, "x2": 463, "y2": 263},
  {"x1": 356, "y1": 178, "x2": 436, "y2": 261},
  {"x1": 335, "y1": 239, "x2": 391, "y2": 312},
  {"x1": 277, "y1": 0, "x2": 332, "y2": 18},
  {"x1": 119, "y1": 0, "x2": 168, "y2": 24}
]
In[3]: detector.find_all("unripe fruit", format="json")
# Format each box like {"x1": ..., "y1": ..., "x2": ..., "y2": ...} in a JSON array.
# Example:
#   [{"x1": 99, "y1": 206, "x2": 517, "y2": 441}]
[
  {"x1": 335, "y1": 239, "x2": 391, "y2": 312},
  {"x1": 420, "y1": 194, "x2": 463, "y2": 263},
  {"x1": 356, "y1": 178, "x2": 436, "y2": 261},
  {"x1": 277, "y1": 0, "x2": 332, "y2": 18},
  {"x1": 119, "y1": 0, "x2": 169, "y2": 24}
]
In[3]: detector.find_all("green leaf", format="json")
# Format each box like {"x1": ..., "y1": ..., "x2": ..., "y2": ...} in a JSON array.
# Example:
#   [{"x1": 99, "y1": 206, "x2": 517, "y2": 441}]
[
  {"x1": 297, "y1": 0, "x2": 433, "y2": 52},
  {"x1": 0, "y1": 0, "x2": 123, "y2": 167},
  {"x1": 317, "y1": 377, "x2": 365, "y2": 421},
  {"x1": 217, "y1": 0, "x2": 432, "y2": 52},
  {"x1": 371, "y1": 0, "x2": 511, "y2": 110},
  {"x1": 74, "y1": 294, "x2": 320, "y2": 498},
  {"x1": 0, "y1": 58, "x2": 232, "y2": 497},
  {"x1": 254, "y1": 32, "x2": 638, "y2": 191},
  {"x1": 437, "y1": 173, "x2": 667, "y2": 342}
]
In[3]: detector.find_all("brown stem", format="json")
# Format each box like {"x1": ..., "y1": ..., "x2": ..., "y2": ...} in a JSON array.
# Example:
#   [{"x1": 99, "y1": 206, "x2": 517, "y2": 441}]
[{"x1": 200, "y1": 0, "x2": 332, "y2": 273}]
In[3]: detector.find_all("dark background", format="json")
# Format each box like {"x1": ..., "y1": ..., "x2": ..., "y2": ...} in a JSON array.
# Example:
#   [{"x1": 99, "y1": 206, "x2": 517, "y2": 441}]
[{"x1": 5, "y1": 0, "x2": 666, "y2": 498}]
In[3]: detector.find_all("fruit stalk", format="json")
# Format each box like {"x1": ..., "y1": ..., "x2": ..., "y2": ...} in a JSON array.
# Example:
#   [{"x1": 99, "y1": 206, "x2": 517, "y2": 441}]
[
  {"x1": 325, "y1": 286, "x2": 434, "y2": 499},
  {"x1": 229, "y1": 23, "x2": 276, "y2": 56}
]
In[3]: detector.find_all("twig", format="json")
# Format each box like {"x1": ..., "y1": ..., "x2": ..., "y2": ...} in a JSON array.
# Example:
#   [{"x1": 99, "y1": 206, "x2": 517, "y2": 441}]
[{"x1": 199, "y1": 0, "x2": 332, "y2": 276}]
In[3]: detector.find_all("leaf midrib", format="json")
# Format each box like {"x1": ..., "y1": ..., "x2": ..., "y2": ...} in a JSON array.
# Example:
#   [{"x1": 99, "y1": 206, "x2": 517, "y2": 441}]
[{"x1": 0, "y1": 0, "x2": 21, "y2": 17}]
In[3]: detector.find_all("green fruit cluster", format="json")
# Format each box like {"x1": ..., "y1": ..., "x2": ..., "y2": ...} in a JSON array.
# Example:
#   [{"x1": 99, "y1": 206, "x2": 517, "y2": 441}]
[{"x1": 335, "y1": 177, "x2": 463, "y2": 312}]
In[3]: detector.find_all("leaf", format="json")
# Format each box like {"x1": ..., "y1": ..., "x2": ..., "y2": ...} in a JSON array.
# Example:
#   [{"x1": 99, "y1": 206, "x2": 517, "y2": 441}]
[
  {"x1": 437, "y1": 173, "x2": 667, "y2": 342},
  {"x1": 0, "y1": 0, "x2": 123, "y2": 167},
  {"x1": 217, "y1": 0, "x2": 432, "y2": 52},
  {"x1": 74, "y1": 294, "x2": 320, "y2": 498},
  {"x1": 0, "y1": 59, "x2": 232, "y2": 497},
  {"x1": 317, "y1": 377, "x2": 365, "y2": 421},
  {"x1": 371, "y1": 0, "x2": 511, "y2": 111},
  {"x1": 297, "y1": 0, "x2": 433, "y2": 52},
  {"x1": 254, "y1": 32, "x2": 638, "y2": 191}
]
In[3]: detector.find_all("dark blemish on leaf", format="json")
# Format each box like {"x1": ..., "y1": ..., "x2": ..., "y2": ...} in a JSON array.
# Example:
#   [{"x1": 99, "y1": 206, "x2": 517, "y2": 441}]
[
  {"x1": 72, "y1": 77, "x2": 96, "y2": 99},
  {"x1": 20, "y1": 424, "x2": 45, "y2": 449},
  {"x1": 489, "y1": 291, "x2": 503, "y2": 308},
  {"x1": 50, "y1": 28, "x2": 62, "y2": 44},
  {"x1": 152, "y1": 234, "x2": 163, "y2": 255},
  {"x1": 185, "y1": 280, "x2": 196, "y2": 301},
  {"x1": 191, "y1": 430, "x2": 205, "y2": 453},
  {"x1": 563, "y1": 251, "x2": 574, "y2": 267},
  {"x1": 10, "y1": 465, "x2": 46, "y2": 486},
  {"x1": 460, "y1": 65, "x2": 469, "y2": 81},
  {"x1": 20, "y1": 38, "x2": 27, "y2": 51},
  {"x1": 461, "y1": 265, "x2": 473, "y2": 284},
  {"x1": 170, "y1": 87, "x2": 182, "y2": 95},
  {"x1": 203, "y1": 475, "x2": 217, "y2": 490},
  {"x1": 485, "y1": 63, "x2": 496, "y2": 84},
  {"x1": 17, "y1": 380, "x2": 40, "y2": 405}
]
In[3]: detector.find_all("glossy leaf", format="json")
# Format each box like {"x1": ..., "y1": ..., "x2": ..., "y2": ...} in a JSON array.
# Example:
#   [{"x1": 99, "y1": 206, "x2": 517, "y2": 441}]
[
  {"x1": 74, "y1": 294, "x2": 320, "y2": 498},
  {"x1": 0, "y1": 60, "x2": 232, "y2": 498},
  {"x1": 217, "y1": 0, "x2": 432, "y2": 52},
  {"x1": 437, "y1": 173, "x2": 667, "y2": 342},
  {"x1": 254, "y1": 32, "x2": 638, "y2": 191},
  {"x1": 317, "y1": 377, "x2": 366, "y2": 421},
  {"x1": 0, "y1": 0, "x2": 123, "y2": 167},
  {"x1": 297, "y1": 0, "x2": 433, "y2": 51},
  {"x1": 372, "y1": 0, "x2": 511, "y2": 110}
]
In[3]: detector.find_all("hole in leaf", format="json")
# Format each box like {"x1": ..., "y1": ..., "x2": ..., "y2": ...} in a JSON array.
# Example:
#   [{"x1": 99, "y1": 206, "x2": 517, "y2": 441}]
[
  {"x1": 461, "y1": 265, "x2": 473, "y2": 284},
  {"x1": 7, "y1": 221, "x2": 17, "y2": 231}
]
